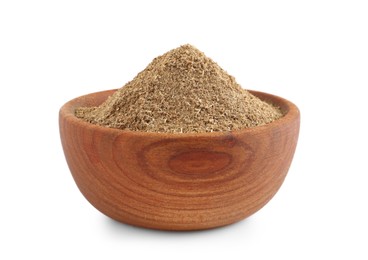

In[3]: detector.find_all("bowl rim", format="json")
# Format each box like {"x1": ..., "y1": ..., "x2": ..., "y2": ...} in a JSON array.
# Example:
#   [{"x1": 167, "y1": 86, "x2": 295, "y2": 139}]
[{"x1": 59, "y1": 89, "x2": 300, "y2": 138}]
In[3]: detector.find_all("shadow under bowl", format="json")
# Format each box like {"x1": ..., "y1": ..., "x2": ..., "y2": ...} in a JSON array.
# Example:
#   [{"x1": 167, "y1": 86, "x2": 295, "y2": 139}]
[{"x1": 59, "y1": 89, "x2": 300, "y2": 231}]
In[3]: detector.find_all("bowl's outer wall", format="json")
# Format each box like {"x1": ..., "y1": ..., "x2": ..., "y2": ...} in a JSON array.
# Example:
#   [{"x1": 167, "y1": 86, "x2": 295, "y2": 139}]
[{"x1": 59, "y1": 90, "x2": 300, "y2": 230}]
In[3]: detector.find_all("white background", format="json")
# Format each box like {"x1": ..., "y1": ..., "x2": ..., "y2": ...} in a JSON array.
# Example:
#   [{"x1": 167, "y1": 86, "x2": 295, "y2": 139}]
[{"x1": 1, "y1": 0, "x2": 367, "y2": 259}]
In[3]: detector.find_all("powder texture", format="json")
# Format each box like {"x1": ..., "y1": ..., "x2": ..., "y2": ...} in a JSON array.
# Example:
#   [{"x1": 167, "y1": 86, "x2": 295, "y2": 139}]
[{"x1": 75, "y1": 44, "x2": 283, "y2": 133}]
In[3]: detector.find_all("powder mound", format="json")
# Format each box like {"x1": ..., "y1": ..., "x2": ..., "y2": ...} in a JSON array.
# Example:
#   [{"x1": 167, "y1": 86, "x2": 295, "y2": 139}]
[{"x1": 75, "y1": 44, "x2": 283, "y2": 133}]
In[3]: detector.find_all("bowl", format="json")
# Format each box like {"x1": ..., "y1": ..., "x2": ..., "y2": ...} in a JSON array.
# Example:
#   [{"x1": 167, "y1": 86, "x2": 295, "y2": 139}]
[{"x1": 59, "y1": 89, "x2": 300, "y2": 230}]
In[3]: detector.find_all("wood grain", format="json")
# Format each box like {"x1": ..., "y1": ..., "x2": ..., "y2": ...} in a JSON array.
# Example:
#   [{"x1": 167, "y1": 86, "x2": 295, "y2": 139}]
[{"x1": 59, "y1": 89, "x2": 300, "y2": 230}]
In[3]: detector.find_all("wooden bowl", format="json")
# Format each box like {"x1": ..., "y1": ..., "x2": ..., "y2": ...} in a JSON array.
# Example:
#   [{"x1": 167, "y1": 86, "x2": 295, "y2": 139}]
[{"x1": 59, "y1": 89, "x2": 300, "y2": 231}]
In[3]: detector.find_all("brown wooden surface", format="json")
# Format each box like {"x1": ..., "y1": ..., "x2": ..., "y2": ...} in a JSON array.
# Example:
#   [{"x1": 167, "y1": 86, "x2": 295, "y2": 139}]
[{"x1": 59, "y1": 89, "x2": 300, "y2": 230}]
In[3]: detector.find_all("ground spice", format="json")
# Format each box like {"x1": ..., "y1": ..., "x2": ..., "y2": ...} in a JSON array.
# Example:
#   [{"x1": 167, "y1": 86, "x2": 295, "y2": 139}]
[{"x1": 75, "y1": 44, "x2": 283, "y2": 133}]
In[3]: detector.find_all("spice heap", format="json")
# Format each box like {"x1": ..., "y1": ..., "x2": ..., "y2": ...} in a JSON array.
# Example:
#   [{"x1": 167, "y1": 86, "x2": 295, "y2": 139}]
[{"x1": 76, "y1": 44, "x2": 282, "y2": 133}]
